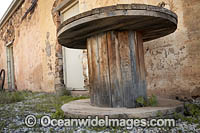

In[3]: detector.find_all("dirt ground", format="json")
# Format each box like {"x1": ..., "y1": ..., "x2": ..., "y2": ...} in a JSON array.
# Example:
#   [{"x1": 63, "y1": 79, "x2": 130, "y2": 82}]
[{"x1": 0, "y1": 91, "x2": 199, "y2": 132}]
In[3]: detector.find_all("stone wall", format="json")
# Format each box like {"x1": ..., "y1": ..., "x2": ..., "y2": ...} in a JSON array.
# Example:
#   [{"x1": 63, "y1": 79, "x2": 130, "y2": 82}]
[
  {"x1": 78, "y1": 0, "x2": 200, "y2": 98},
  {"x1": 0, "y1": 0, "x2": 57, "y2": 92}
]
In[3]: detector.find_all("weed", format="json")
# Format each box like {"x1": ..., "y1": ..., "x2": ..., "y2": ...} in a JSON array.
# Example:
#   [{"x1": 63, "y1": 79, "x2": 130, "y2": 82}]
[
  {"x1": 136, "y1": 95, "x2": 158, "y2": 107},
  {"x1": 51, "y1": 108, "x2": 65, "y2": 119},
  {"x1": 51, "y1": 96, "x2": 89, "y2": 118},
  {"x1": 0, "y1": 91, "x2": 30, "y2": 104},
  {"x1": 136, "y1": 96, "x2": 146, "y2": 107},
  {"x1": 0, "y1": 121, "x2": 6, "y2": 132},
  {"x1": 174, "y1": 103, "x2": 200, "y2": 125},
  {"x1": 0, "y1": 90, "x2": 90, "y2": 131},
  {"x1": 184, "y1": 103, "x2": 200, "y2": 117},
  {"x1": 148, "y1": 95, "x2": 158, "y2": 107}
]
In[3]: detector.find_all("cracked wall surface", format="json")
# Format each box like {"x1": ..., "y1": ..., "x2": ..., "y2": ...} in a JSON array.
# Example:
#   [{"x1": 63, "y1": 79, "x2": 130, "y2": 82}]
[
  {"x1": 0, "y1": 0, "x2": 57, "y2": 91},
  {"x1": 79, "y1": 0, "x2": 200, "y2": 98},
  {"x1": 144, "y1": 0, "x2": 200, "y2": 99}
]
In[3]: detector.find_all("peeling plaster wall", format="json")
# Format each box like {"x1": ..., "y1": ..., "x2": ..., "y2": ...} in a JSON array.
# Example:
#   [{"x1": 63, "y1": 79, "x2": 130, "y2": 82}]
[
  {"x1": 144, "y1": 0, "x2": 200, "y2": 98},
  {"x1": 0, "y1": 0, "x2": 57, "y2": 92},
  {"x1": 79, "y1": 0, "x2": 200, "y2": 98}
]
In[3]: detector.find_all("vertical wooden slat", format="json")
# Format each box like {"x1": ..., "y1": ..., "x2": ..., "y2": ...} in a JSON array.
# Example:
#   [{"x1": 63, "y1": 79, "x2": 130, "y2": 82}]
[
  {"x1": 130, "y1": 31, "x2": 147, "y2": 100},
  {"x1": 86, "y1": 38, "x2": 94, "y2": 105},
  {"x1": 137, "y1": 32, "x2": 147, "y2": 99},
  {"x1": 134, "y1": 32, "x2": 141, "y2": 80},
  {"x1": 97, "y1": 33, "x2": 112, "y2": 107},
  {"x1": 129, "y1": 31, "x2": 139, "y2": 104},
  {"x1": 118, "y1": 31, "x2": 135, "y2": 108},
  {"x1": 107, "y1": 31, "x2": 124, "y2": 107},
  {"x1": 90, "y1": 35, "x2": 101, "y2": 106},
  {"x1": 137, "y1": 32, "x2": 146, "y2": 80}
]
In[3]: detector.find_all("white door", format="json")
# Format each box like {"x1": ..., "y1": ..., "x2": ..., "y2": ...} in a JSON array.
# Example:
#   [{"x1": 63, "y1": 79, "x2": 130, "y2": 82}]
[{"x1": 63, "y1": 48, "x2": 86, "y2": 90}]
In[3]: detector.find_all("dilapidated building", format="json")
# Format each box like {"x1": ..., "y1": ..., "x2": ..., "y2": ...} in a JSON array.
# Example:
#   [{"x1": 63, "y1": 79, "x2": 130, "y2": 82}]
[{"x1": 0, "y1": 0, "x2": 199, "y2": 99}]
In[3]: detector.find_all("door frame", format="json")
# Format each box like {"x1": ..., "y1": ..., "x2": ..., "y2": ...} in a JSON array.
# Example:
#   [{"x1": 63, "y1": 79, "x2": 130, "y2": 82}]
[{"x1": 6, "y1": 41, "x2": 15, "y2": 90}]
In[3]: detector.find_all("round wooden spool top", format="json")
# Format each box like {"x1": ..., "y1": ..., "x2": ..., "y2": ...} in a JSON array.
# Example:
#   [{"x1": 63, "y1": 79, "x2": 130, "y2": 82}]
[{"x1": 57, "y1": 4, "x2": 178, "y2": 49}]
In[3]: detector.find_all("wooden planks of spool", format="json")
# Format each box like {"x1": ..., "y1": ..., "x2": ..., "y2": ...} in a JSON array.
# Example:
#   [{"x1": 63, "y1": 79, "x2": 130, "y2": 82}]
[{"x1": 57, "y1": 4, "x2": 178, "y2": 108}]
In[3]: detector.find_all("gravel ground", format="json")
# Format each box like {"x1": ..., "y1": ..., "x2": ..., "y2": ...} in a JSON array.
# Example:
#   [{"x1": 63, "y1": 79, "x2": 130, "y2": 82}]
[{"x1": 0, "y1": 93, "x2": 200, "y2": 133}]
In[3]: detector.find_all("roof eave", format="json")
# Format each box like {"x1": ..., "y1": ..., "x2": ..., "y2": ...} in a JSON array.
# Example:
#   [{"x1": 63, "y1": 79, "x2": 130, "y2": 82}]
[{"x1": 0, "y1": 0, "x2": 24, "y2": 30}]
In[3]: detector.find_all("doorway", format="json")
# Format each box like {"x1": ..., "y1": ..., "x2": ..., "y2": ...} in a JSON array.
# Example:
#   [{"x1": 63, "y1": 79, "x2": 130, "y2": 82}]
[
  {"x1": 61, "y1": 0, "x2": 88, "y2": 90},
  {"x1": 6, "y1": 41, "x2": 15, "y2": 90}
]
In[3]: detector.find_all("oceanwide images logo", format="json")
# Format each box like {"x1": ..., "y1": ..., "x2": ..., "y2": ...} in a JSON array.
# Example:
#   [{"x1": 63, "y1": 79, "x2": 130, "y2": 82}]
[{"x1": 25, "y1": 115, "x2": 176, "y2": 129}]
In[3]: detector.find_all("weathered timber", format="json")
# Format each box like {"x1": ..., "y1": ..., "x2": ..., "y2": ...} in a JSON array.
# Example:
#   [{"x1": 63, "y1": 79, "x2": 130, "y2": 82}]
[
  {"x1": 87, "y1": 31, "x2": 146, "y2": 108},
  {"x1": 57, "y1": 4, "x2": 177, "y2": 49},
  {"x1": 57, "y1": 4, "x2": 178, "y2": 108}
]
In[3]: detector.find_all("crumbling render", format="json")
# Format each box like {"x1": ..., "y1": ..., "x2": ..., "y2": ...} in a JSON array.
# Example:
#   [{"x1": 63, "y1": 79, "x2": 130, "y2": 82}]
[{"x1": 22, "y1": 0, "x2": 38, "y2": 20}]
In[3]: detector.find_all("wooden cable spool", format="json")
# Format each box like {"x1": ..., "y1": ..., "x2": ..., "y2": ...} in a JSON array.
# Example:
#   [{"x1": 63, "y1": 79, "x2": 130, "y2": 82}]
[{"x1": 57, "y1": 4, "x2": 178, "y2": 108}]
